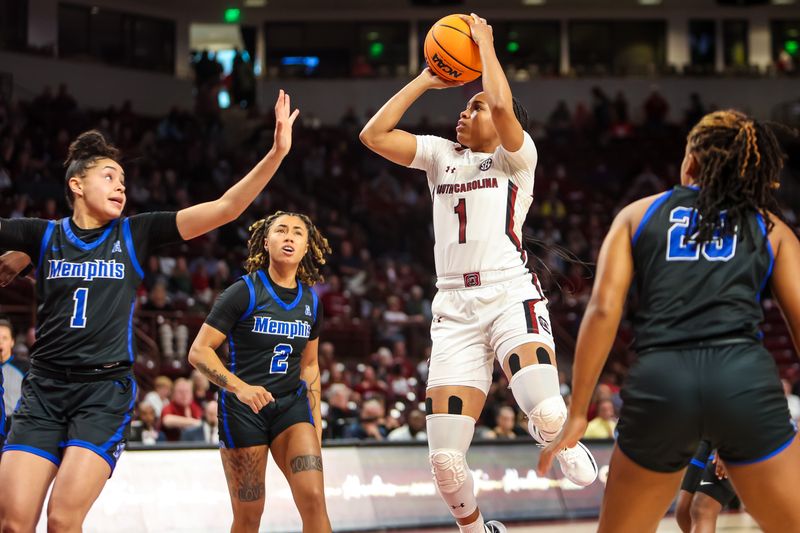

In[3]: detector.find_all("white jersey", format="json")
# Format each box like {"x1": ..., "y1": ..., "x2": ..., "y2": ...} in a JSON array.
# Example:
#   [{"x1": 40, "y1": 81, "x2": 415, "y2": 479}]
[{"x1": 409, "y1": 132, "x2": 537, "y2": 284}]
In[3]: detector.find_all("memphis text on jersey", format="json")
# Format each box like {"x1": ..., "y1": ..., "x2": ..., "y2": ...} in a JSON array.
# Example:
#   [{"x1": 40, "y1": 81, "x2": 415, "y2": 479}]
[
  {"x1": 47, "y1": 259, "x2": 125, "y2": 281},
  {"x1": 252, "y1": 317, "x2": 311, "y2": 339},
  {"x1": 435, "y1": 177, "x2": 498, "y2": 196}
]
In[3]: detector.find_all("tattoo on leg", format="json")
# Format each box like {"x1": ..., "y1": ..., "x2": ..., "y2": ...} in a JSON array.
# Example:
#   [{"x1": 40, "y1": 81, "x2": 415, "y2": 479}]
[
  {"x1": 290, "y1": 455, "x2": 323, "y2": 474},
  {"x1": 197, "y1": 362, "x2": 229, "y2": 388},
  {"x1": 222, "y1": 448, "x2": 266, "y2": 502}
]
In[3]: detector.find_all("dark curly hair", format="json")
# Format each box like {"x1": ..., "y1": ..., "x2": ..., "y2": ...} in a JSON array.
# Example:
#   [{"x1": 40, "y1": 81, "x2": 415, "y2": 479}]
[
  {"x1": 686, "y1": 110, "x2": 786, "y2": 244},
  {"x1": 244, "y1": 211, "x2": 331, "y2": 286},
  {"x1": 63, "y1": 130, "x2": 121, "y2": 208}
]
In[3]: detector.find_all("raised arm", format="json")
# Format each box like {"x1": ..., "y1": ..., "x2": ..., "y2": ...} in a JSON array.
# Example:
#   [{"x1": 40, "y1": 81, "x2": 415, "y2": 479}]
[
  {"x1": 462, "y1": 13, "x2": 523, "y2": 152},
  {"x1": 175, "y1": 90, "x2": 299, "y2": 240},
  {"x1": 360, "y1": 68, "x2": 461, "y2": 167},
  {"x1": 188, "y1": 323, "x2": 274, "y2": 414},
  {"x1": 300, "y1": 338, "x2": 323, "y2": 444},
  {"x1": 537, "y1": 206, "x2": 636, "y2": 474}
]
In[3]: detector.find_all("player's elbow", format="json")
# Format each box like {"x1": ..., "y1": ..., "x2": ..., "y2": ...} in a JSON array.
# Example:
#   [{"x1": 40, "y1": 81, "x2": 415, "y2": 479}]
[
  {"x1": 359, "y1": 127, "x2": 376, "y2": 148},
  {"x1": 187, "y1": 344, "x2": 203, "y2": 368}
]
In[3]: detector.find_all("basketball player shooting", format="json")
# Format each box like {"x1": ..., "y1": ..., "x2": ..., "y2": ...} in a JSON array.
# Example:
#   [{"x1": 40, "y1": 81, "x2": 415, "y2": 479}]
[{"x1": 360, "y1": 12, "x2": 597, "y2": 533}]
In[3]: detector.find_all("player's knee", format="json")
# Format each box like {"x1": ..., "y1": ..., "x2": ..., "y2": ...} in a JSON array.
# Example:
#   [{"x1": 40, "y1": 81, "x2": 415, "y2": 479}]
[
  {"x1": 231, "y1": 504, "x2": 264, "y2": 530},
  {"x1": 675, "y1": 496, "x2": 693, "y2": 532},
  {"x1": 426, "y1": 413, "x2": 477, "y2": 519},
  {"x1": 2, "y1": 518, "x2": 32, "y2": 533},
  {"x1": 430, "y1": 449, "x2": 469, "y2": 494},
  {"x1": 46, "y1": 508, "x2": 81, "y2": 533},
  {"x1": 689, "y1": 495, "x2": 720, "y2": 523},
  {"x1": 508, "y1": 364, "x2": 565, "y2": 440},
  {"x1": 294, "y1": 484, "x2": 326, "y2": 515}
]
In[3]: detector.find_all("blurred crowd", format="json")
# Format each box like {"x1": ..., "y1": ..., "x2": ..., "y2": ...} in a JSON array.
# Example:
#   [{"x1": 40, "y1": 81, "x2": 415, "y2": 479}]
[{"x1": 1, "y1": 82, "x2": 799, "y2": 444}]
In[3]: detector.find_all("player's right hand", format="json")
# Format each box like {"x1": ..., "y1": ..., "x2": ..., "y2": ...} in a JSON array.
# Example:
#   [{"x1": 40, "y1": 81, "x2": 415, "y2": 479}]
[
  {"x1": 0, "y1": 251, "x2": 31, "y2": 287},
  {"x1": 536, "y1": 414, "x2": 588, "y2": 476},
  {"x1": 236, "y1": 384, "x2": 274, "y2": 414},
  {"x1": 418, "y1": 68, "x2": 464, "y2": 90}
]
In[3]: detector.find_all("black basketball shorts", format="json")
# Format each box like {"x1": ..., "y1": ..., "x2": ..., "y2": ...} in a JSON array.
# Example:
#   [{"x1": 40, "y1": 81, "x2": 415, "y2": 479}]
[
  {"x1": 4, "y1": 371, "x2": 136, "y2": 474},
  {"x1": 218, "y1": 381, "x2": 314, "y2": 449},
  {"x1": 617, "y1": 342, "x2": 796, "y2": 473}
]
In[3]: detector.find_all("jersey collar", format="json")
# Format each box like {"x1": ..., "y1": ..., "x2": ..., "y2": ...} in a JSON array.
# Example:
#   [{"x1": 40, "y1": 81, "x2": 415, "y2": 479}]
[
  {"x1": 62, "y1": 217, "x2": 119, "y2": 251},
  {"x1": 256, "y1": 270, "x2": 303, "y2": 311}
]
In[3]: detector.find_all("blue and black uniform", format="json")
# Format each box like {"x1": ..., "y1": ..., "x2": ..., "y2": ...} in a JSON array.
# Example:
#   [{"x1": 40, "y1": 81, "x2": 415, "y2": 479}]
[
  {"x1": 0, "y1": 213, "x2": 183, "y2": 471},
  {"x1": 205, "y1": 270, "x2": 323, "y2": 448},
  {"x1": 617, "y1": 186, "x2": 796, "y2": 472},
  {"x1": 680, "y1": 440, "x2": 737, "y2": 506}
]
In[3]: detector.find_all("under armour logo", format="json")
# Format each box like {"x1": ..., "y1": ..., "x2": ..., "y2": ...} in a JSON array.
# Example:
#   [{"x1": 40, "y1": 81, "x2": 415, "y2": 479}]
[
  {"x1": 445, "y1": 166, "x2": 456, "y2": 174},
  {"x1": 479, "y1": 158, "x2": 493, "y2": 171},
  {"x1": 111, "y1": 241, "x2": 122, "y2": 254},
  {"x1": 305, "y1": 304, "x2": 312, "y2": 317}
]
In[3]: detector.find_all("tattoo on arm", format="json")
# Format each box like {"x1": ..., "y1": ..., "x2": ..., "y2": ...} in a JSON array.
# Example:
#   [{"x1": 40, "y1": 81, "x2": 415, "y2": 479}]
[
  {"x1": 196, "y1": 361, "x2": 229, "y2": 388},
  {"x1": 290, "y1": 455, "x2": 323, "y2": 473}
]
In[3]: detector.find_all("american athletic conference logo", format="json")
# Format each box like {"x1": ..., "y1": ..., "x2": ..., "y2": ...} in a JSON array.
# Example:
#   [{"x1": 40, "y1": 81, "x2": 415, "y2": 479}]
[{"x1": 479, "y1": 158, "x2": 493, "y2": 171}]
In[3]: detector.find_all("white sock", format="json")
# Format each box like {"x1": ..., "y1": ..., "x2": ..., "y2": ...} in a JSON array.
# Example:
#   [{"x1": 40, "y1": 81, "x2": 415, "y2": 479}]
[{"x1": 458, "y1": 512, "x2": 485, "y2": 533}]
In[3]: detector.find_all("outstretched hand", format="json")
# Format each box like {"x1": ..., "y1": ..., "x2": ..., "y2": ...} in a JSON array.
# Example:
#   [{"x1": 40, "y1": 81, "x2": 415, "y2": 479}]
[
  {"x1": 272, "y1": 89, "x2": 300, "y2": 157},
  {"x1": 536, "y1": 415, "x2": 588, "y2": 476}
]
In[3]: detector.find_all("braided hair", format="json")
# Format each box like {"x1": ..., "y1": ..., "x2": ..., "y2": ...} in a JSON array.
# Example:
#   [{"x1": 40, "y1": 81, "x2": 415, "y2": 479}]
[
  {"x1": 512, "y1": 97, "x2": 529, "y2": 133},
  {"x1": 244, "y1": 211, "x2": 332, "y2": 286},
  {"x1": 686, "y1": 110, "x2": 786, "y2": 244},
  {"x1": 64, "y1": 130, "x2": 121, "y2": 208}
]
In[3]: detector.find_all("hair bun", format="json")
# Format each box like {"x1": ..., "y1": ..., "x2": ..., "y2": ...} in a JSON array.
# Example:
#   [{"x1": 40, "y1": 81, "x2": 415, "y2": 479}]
[{"x1": 64, "y1": 129, "x2": 120, "y2": 167}]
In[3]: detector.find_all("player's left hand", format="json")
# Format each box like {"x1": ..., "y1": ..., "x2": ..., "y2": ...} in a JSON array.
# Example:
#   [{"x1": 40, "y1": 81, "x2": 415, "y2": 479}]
[
  {"x1": 0, "y1": 251, "x2": 31, "y2": 287},
  {"x1": 460, "y1": 13, "x2": 493, "y2": 47},
  {"x1": 536, "y1": 414, "x2": 588, "y2": 476},
  {"x1": 272, "y1": 89, "x2": 300, "y2": 158}
]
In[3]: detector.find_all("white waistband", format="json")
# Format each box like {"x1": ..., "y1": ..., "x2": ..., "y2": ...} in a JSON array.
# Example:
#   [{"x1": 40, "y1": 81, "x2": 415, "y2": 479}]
[{"x1": 436, "y1": 267, "x2": 532, "y2": 290}]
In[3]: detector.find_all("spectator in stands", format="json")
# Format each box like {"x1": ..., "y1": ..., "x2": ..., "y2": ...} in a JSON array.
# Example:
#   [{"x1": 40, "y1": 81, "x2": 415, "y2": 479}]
[
  {"x1": 644, "y1": 85, "x2": 670, "y2": 130},
  {"x1": 168, "y1": 256, "x2": 193, "y2": 301},
  {"x1": 143, "y1": 375, "x2": 173, "y2": 418},
  {"x1": 382, "y1": 295, "x2": 409, "y2": 344},
  {"x1": 182, "y1": 400, "x2": 219, "y2": 444},
  {"x1": 325, "y1": 383, "x2": 356, "y2": 439},
  {"x1": 388, "y1": 408, "x2": 427, "y2": 441},
  {"x1": 191, "y1": 369, "x2": 212, "y2": 407},
  {"x1": 129, "y1": 402, "x2": 165, "y2": 445},
  {"x1": 583, "y1": 399, "x2": 617, "y2": 439},
  {"x1": 1, "y1": 319, "x2": 27, "y2": 437},
  {"x1": 493, "y1": 406, "x2": 519, "y2": 440},
  {"x1": 344, "y1": 398, "x2": 388, "y2": 440},
  {"x1": 142, "y1": 281, "x2": 188, "y2": 362},
  {"x1": 160, "y1": 377, "x2": 202, "y2": 441},
  {"x1": 684, "y1": 92, "x2": 706, "y2": 129}
]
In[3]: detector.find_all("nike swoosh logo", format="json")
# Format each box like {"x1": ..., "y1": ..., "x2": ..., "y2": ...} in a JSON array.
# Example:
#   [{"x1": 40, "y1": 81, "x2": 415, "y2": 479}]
[
  {"x1": 255, "y1": 304, "x2": 267, "y2": 311},
  {"x1": 699, "y1": 481, "x2": 714, "y2": 486},
  {"x1": 51, "y1": 245, "x2": 62, "y2": 252}
]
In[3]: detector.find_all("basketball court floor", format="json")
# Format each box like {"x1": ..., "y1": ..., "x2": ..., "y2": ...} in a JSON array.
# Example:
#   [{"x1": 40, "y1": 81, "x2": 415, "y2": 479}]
[{"x1": 398, "y1": 512, "x2": 760, "y2": 532}]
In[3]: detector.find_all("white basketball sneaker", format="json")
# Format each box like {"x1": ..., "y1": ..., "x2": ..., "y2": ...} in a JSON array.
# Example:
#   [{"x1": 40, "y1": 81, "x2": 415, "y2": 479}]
[
  {"x1": 529, "y1": 417, "x2": 598, "y2": 486},
  {"x1": 484, "y1": 520, "x2": 507, "y2": 533},
  {"x1": 554, "y1": 441, "x2": 598, "y2": 487}
]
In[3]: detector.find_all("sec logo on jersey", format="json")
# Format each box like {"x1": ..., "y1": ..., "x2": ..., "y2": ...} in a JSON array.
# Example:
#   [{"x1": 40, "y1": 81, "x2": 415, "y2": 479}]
[{"x1": 479, "y1": 158, "x2": 493, "y2": 171}]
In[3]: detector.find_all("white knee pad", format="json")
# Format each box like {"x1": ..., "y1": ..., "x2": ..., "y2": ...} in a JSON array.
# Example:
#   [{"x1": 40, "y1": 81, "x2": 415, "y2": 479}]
[
  {"x1": 427, "y1": 414, "x2": 476, "y2": 519},
  {"x1": 508, "y1": 364, "x2": 567, "y2": 444}
]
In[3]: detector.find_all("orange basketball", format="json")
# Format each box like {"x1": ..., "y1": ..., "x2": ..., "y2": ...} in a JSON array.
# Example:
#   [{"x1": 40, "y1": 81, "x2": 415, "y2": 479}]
[{"x1": 424, "y1": 14, "x2": 482, "y2": 83}]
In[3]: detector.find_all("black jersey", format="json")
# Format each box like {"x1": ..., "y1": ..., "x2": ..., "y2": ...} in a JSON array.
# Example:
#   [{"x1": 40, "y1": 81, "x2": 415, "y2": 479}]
[
  {"x1": 0, "y1": 213, "x2": 183, "y2": 368},
  {"x1": 206, "y1": 270, "x2": 322, "y2": 397},
  {"x1": 631, "y1": 186, "x2": 772, "y2": 351}
]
